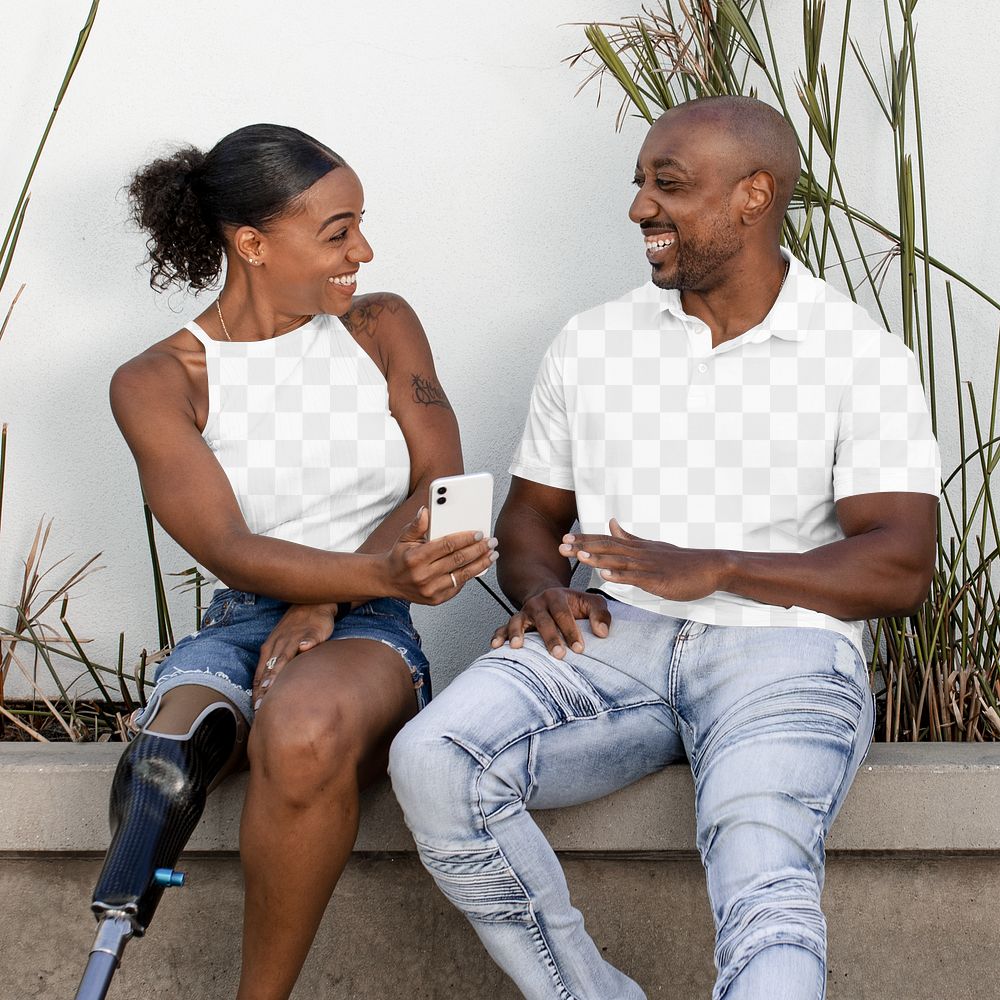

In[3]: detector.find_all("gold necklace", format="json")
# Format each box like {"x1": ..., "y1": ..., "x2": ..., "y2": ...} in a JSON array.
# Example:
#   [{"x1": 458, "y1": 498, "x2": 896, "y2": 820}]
[
  {"x1": 214, "y1": 299, "x2": 314, "y2": 342},
  {"x1": 215, "y1": 299, "x2": 233, "y2": 342}
]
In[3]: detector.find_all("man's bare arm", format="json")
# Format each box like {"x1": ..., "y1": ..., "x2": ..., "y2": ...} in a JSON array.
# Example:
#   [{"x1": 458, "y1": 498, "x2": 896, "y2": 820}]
[
  {"x1": 562, "y1": 492, "x2": 938, "y2": 620},
  {"x1": 492, "y1": 476, "x2": 612, "y2": 658}
]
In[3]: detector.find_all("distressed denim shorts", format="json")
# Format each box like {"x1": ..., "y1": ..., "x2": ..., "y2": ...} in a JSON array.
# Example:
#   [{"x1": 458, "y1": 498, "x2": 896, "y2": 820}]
[{"x1": 135, "y1": 590, "x2": 431, "y2": 727}]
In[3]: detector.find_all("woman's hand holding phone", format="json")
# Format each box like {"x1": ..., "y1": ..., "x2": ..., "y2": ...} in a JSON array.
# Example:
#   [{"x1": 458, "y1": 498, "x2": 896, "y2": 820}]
[
  {"x1": 381, "y1": 506, "x2": 497, "y2": 605},
  {"x1": 427, "y1": 473, "x2": 494, "y2": 577}
]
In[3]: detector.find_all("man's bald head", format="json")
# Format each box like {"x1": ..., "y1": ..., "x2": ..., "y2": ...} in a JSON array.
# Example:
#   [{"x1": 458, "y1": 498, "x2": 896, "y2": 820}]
[
  {"x1": 654, "y1": 96, "x2": 801, "y2": 220},
  {"x1": 630, "y1": 95, "x2": 801, "y2": 291}
]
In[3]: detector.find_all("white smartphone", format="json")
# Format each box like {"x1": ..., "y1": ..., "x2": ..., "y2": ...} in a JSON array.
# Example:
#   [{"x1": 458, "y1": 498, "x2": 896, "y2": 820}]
[{"x1": 427, "y1": 472, "x2": 494, "y2": 548}]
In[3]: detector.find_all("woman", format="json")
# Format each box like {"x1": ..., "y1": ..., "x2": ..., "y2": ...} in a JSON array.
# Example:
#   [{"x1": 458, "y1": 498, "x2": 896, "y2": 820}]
[{"x1": 96, "y1": 123, "x2": 496, "y2": 999}]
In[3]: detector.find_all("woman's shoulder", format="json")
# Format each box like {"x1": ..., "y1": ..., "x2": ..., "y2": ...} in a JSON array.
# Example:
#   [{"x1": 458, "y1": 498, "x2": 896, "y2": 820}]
[
  {"x1": 109, "y1": 327, "x2": 204, "y2": 422},
  {"x1": 339, "y1": 292, "x2": 421, "y2": 341}
]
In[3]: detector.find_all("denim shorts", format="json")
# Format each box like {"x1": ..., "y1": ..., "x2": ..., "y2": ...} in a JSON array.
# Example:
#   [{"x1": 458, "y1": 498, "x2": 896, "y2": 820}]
[{"x1": 135, "y1": 590, "x2": 431, "y2": 727}]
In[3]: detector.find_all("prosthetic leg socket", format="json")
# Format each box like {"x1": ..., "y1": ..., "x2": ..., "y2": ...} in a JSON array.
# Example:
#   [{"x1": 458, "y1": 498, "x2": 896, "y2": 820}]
[
  {"x1": 74, "y1": 703, "x2": 238, "y2": 1000},
  {"x1": 91, "y1": 702, "x2": 238, "y2": 929}
]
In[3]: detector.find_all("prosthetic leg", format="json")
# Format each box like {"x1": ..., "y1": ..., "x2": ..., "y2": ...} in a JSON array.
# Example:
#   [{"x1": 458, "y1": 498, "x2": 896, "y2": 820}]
[{"x1": 74, "y1": 700, "x2": 240, "y2": 1000}]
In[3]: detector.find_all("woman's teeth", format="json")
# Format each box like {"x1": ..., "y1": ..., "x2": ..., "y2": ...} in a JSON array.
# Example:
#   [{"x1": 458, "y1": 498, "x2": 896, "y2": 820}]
[{"x1": 329, "y1": 273, "x2": 357, "y2": 286}]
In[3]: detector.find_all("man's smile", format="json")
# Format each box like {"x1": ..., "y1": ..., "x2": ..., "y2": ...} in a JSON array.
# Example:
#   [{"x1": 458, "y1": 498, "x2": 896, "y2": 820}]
[{"x1": 643, "y1": 229, "x2": 677, "y2": 262}]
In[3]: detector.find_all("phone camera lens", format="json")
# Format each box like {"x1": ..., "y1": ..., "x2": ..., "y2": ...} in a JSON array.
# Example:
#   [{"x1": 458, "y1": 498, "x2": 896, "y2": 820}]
[
  {"x1": 436, "y1": 486, "x2": 447, "y2": 495},
  {"x1": 436, "y1": 497, "x2": 446, "y2": 505}
]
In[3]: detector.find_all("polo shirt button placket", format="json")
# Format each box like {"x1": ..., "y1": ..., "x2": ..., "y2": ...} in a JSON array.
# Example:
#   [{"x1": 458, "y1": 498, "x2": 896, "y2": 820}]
[{"x1": 688, "y1": 356, "x2": 711, "y2": 410}]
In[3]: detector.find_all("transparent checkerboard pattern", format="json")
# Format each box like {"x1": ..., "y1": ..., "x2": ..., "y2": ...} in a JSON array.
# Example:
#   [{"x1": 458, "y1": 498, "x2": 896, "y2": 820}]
[
  {"x1": 511, "y1": 261, "x2": 941, "y2": 646},
  {"x1": 196, "y1": 313, "x2": 410, "y2": 586}
]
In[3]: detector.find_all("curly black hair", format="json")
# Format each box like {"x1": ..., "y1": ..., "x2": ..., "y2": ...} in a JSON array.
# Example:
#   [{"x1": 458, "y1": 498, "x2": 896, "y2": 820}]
[{"x1": 128, "y1": 124, "x2": 346, "y2": 291}]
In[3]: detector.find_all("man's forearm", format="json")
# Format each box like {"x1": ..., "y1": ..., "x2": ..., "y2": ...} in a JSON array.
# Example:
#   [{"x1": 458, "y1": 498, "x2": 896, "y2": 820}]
[
  {"x1": 723, "y1": 493, "x2": 938, "y2": 618},
  {"x1": 722, "y1": 530, "x2": 932, "y2": 619},
  {"x1": 568, "y1": 493, "x2": 937, "y2": 620},
  {"x1": 496, "y1": 507, "x2": 573, "y2": 608}
]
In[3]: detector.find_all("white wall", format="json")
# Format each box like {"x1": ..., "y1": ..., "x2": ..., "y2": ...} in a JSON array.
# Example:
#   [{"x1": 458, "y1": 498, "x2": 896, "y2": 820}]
[{"x1": 1, "y1": 1, "x2": 998, "y2": 696}]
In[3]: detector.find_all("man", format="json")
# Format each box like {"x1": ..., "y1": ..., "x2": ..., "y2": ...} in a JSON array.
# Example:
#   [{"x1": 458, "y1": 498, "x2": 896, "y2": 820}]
[{"x1": 390, "y1": 96, "x2": 940, "y2": 999}]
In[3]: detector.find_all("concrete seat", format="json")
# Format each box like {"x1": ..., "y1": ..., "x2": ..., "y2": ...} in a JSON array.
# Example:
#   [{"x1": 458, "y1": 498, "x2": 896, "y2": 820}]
[{"x1": 1, "y1": 743, "x2": 997, "y2": 999}]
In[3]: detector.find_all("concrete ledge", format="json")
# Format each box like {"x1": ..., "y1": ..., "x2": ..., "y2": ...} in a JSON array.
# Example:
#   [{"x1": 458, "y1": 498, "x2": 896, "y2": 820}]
[
  {"x1": 1, "y1": 742, "x2": 998, "y2": 854},
  {"x1": 2, "y1": 743, "x2": 998, "y2": 999}
]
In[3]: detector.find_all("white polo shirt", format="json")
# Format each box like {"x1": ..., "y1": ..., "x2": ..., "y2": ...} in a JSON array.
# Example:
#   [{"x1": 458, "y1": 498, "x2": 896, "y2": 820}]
[{"x1": 510, "y1": 252, "x2": 941, "y2": 649}]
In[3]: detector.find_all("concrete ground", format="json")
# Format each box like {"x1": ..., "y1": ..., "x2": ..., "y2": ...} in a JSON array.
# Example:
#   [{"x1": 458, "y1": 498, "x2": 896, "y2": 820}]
[{"x1": 3, "y1": 852, "x2": 997, "y2": 999}]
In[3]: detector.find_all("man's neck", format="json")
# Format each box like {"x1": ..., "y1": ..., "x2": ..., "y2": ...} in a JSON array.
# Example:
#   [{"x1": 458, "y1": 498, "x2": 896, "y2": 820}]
[{"x1": 679, "y1": 250, "x2": 788, "y2": 349}]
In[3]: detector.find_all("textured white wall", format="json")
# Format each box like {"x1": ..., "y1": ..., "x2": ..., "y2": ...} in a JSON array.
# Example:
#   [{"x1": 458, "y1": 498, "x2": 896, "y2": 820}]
[{"x1": 1, "y1": 2, "x2": 998, "y2": 698}]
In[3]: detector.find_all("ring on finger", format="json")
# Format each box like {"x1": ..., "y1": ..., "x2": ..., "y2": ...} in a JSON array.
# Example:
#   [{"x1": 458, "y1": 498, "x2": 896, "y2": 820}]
[
  {"x1": 450, "y1": 572, "x2": 458, "y2": 589},
  {"x1": 265, "y1": 656, "x2": 277, "y2": 671}
]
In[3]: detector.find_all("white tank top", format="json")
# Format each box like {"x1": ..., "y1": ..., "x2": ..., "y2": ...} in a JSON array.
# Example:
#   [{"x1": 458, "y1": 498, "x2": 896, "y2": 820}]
[{"x1": 186, "y1": 312, "x2": 411, "y2": 589}]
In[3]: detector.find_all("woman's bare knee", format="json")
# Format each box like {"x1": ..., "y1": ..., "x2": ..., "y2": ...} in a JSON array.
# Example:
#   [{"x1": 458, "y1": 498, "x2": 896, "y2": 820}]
[{"x1": 249, "y1": 691, "x2": 361, "y2": 805}]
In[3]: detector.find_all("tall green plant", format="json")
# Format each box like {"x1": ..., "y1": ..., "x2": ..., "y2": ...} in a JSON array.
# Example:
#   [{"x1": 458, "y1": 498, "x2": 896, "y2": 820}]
[
  {"x1": 0, "y1": 1, "x2": 104, "y2": 738},
  {"x1": 0, "y1": 0, "x2": 100, "y2": 342},
  {"x1": 572, "y1": 1, "x2": 1000, "y2": 741},
  {"x1": 0, "y1": 0, "x2": 205, "y2": 741}
]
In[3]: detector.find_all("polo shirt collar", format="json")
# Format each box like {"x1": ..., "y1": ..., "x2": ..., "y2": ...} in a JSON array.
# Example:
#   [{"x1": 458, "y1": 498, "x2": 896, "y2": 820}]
[{"x1": 654, "y1": 248, "x2": 810, "y2": 344}]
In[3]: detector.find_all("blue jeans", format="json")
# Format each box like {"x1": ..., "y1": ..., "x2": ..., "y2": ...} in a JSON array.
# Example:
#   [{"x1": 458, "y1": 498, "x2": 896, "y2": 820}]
[
  {"x1": 135, "y1": 591, "x2": 430, "y2": 727},
  {"x1": 390, "y1": 599, "x2": 874, "y2": 999}
]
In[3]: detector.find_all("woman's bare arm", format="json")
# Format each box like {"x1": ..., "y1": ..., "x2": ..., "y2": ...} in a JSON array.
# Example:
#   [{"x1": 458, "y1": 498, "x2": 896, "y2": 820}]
[
  {"x1": 342, "y1": 292, "x2": 466, "y2": 556},
  {"x1": 110, "y1": 339, "x2": 492, "y2": 605}
]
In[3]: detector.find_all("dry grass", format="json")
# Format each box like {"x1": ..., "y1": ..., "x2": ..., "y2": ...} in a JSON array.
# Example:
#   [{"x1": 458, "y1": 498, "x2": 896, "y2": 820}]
[{"x1": 0, "y1": 517, "x2": 169, "y2": 742}]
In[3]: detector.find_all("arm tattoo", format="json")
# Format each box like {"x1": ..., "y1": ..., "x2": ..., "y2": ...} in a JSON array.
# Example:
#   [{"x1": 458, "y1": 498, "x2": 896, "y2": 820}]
[
  {"x1": 411, "y1": 373, "x2": 451, "y2": 409},
  {"x1": 341, "y1": 294, "x2": 404, "y2": 339}
]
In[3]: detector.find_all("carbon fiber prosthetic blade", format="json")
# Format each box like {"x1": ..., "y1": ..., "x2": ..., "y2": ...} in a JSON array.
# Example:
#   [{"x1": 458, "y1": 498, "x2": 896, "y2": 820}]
[{"x1": 91, "y1": 703, "x2": 238, "y2": 933}]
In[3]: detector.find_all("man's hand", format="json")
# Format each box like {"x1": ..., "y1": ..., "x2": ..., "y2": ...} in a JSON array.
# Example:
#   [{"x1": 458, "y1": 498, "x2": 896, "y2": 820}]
[
  {"x1": 559, "y1": 518, "x2": 731, "y2": 603},
  {"x1": 490, "y1": 587, "x2": 612, "y2": 660},
  {"x1": 252, "y1": 603, "x2": 339, "y2": 711}
]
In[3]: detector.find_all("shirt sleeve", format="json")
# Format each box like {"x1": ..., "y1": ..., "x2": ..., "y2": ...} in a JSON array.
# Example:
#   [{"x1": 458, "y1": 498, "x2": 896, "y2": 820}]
[
  {"x1": 509, "y1": 330, "x2": 576, "y2": 490},
  {"x1": 833, "y1": 334, "x2": 941, "y2": 500}
]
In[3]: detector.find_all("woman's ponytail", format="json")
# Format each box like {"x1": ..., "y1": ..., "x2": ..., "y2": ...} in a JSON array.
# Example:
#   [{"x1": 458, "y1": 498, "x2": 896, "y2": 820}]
[{"x1": 128, "y1": 146, "x2": 222, "y2": 291}]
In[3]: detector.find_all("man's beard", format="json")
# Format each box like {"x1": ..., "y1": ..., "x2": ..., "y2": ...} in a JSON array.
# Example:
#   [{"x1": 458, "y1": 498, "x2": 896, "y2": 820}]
[{"x1": 651, "y1": 215, "x2": 743, "y2": 291}]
